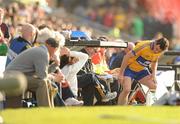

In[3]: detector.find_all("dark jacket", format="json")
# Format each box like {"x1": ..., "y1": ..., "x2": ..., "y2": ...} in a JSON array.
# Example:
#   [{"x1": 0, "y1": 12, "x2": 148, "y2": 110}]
[
  {"x1": 109, "y1": 51, "x2": 126, "y2": 70},
  {"x1": 77, "y1": 48, "x2": 93, "y2": 75}
]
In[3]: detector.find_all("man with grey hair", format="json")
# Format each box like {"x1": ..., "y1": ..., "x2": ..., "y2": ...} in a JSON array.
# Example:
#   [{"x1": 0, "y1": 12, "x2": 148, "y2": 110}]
[
  {"x1": 4, "y1": 38, "x2": 64, "y2": 107},
  {"x1": 36, "y1": 27, "x2": 65, "y2": 66}
]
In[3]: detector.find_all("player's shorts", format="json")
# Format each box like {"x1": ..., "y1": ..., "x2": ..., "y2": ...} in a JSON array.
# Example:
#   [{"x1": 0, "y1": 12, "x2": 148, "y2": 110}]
[{"x1": 124, "y1": 66, "x2": 151, "y2": 81}]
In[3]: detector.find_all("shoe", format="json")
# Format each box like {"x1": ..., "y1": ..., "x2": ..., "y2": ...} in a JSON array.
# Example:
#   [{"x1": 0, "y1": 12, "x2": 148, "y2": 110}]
[
  {"x1": 64, "y1": 97, "x2": 84, "y2": 106},
  {"x1": 102, "y1": 92, "x2": 117, "y2": 102}
]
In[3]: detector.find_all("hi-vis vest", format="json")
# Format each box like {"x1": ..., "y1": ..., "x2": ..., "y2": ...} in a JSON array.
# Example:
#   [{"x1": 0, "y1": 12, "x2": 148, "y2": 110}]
[{"x1": 6, "y1": 37, "x2": 32, "y2": 66}]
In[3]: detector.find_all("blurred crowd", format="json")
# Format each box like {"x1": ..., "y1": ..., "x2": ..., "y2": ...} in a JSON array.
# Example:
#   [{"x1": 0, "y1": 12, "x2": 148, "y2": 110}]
[
  {"x1": 0, "y1": 1, "x2": 100, "y2": 55},
  {"x1": 61, "y1": 0, "x2": 180, "y2": 50}
]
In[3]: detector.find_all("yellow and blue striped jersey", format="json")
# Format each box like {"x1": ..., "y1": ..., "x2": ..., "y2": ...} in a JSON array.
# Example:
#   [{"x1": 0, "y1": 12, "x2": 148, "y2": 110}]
[{"x1": 128, "y1": 40, "x2": 161, "y2": 72}]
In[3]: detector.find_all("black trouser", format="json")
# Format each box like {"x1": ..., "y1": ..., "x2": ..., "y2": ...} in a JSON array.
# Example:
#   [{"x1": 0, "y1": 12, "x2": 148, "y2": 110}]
[
  {"x1": 53, "y1": 83, "x2": 65, "y2": 107},
  {"x1": 77, "y1": 73, "x2": 110, "y2": 105},
  {"x1": 77, "y1": 73, "x2": 95, "y2": 105},
  {"x1": 62, "y1": 86, "x2": 75, "y2": 100},
  {"x1": 78, "y1": 73, "x2": 109, "y2": 91},
  {"x1": 110, "y1": 78, "x2": 120, "y2": 105}
]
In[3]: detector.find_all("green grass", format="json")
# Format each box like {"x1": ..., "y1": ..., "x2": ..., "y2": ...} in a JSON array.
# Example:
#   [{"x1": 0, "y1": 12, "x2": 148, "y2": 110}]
[{"x1": 1, "y1": 106, "x2": 180, "y2": 124}]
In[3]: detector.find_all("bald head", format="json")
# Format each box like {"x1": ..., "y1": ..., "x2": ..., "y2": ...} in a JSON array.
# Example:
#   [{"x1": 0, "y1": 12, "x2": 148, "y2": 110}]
[
  {"x1": 128, "y1": 42, "x2": 135, "y2": 50},
  {"x1": 125, "y1": 42, "x2": 135, "y2": 53},
  {"x1": 21, "y1": 23, "x2": 37, "y2": 43}
]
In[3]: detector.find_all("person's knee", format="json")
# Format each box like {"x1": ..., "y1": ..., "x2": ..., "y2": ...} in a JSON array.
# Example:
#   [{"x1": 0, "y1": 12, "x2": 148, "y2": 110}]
[
  {"x1": 87, "y1": 73, "x2": 98, "y2": 84},
  {"x1": 149, "y1": 83, "x2": 157, "y2": 90},
  {"x1": 38, "y1": 79, "x2": 49, "y2": 88},
  {"x1": 87, "y1": 73, "x2": 95, "y2": 79}
]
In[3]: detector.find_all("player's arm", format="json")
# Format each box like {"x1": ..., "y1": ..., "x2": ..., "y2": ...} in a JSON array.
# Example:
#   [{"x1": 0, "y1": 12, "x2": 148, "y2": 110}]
[
  {"x1": 119, "y1": 51, "x2": 135, "y2": 82},
  {"x1": 150, "y1": 60, "x2": 158, "y2": 83},
  {"x1": 120, "y1": 51, "x2": 134, "y2": 72},
  {"x1": 119, "y1": 44, "x2": 144, "y2": 74}
]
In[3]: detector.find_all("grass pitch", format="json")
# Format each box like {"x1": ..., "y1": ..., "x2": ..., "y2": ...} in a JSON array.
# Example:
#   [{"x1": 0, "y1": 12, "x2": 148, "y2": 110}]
[{"x1": 1, "y1": 106, "x2": 180, "y2": 124}]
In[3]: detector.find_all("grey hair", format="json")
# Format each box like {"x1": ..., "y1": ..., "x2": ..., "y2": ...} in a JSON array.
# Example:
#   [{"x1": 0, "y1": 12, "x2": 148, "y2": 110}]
[
  {"x1": 36, "y1": 28, "x2": 55, "y2": 43},
  {"x1": 53, "y1": 31, "x2": 65, "y2": 47}
]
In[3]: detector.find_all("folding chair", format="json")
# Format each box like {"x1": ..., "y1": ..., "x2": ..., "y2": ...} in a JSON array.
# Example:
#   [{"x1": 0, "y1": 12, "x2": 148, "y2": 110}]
[{"x1": 128, "y1": 80, "x2": 146, "y2": 105}]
